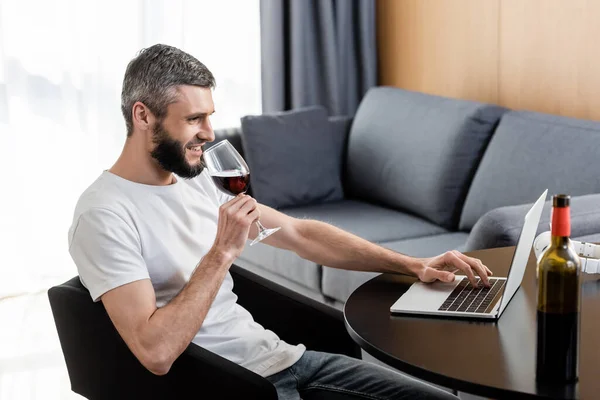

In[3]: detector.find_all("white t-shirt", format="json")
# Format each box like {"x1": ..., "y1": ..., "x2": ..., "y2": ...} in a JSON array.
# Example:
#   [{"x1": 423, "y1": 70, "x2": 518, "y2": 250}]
[{"x1": 68, "y1": 170, "x2": 305, "y2": 377}]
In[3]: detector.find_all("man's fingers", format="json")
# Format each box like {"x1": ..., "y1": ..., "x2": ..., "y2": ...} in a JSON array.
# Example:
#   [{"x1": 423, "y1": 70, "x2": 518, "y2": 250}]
[
  {"x1": 221, "y1": 193, "x2": 247, "y2": 212},
  {"x1": 483, "y1": 264, "x2": 493, "y2": 276},
  {"x1": 226, "y1": 195, "x2": 254, "y2": 215},
  {"x1": 447, "y1": 252, "x2": 479, "y2": 287},
  {"x1": 226, "y1": 193, "x2": 247, "y2": 205},
  {"x1": 246, "y1": 209, "x2": 261, "y2": 224},
  {"x1": 455, "y1": 251, "x2": 490, "y2": 286},
  {"x1": 470, "y1": 255, "x2": 492, "y2": 276},
  {"x1": 454, "y1": 251, "x2": 491, "y2": 286},
  {"x1": 238, "y1": 197, "x2": 259, "y2": 218},
  {"x1": 484, "y1": 264, "x2": 493, "y2": 276},
  {"x1": 420, "y1": 267, "x2": 455, "y2": 283},
  {"x1": 433, "y1": 269, "x2": 455, "y2": 283}
]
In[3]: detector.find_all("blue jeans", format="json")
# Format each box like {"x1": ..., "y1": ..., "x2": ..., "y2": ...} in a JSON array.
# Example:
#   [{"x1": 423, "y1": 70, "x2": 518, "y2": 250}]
[{"x1": 267, "y1": 351, "x2": 458, "y2": 400}]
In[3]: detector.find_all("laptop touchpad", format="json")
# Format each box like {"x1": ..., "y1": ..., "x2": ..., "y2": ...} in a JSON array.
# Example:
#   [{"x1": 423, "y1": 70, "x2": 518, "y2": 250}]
[{"x1": 390, "y1": 276, "x2": 465, "y2": 312}]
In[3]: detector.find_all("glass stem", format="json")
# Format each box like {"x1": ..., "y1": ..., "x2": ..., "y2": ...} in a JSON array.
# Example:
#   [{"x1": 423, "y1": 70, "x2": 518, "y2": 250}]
[{"x1": 255, "y1": 220, "x2": 267, "y2": 233}]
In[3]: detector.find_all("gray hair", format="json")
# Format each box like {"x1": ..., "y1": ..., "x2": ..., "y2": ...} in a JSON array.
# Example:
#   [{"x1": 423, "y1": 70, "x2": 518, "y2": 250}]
[{"x1": 121, "y1": 44, "x2": 216, "y2": 137}]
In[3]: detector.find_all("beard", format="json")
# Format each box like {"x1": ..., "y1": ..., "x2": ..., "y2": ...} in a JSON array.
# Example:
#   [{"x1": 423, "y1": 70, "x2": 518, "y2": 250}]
[{"x1": 150, "y1": 122, "x2": 205, "y2": 179}]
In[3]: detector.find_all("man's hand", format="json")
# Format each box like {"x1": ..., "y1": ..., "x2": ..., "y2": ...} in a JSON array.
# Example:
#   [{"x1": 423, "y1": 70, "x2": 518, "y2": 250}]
[
  {"x1": 211, "y1": 194, "x2": 260, "y2": 260},
  {"x1": 416, "y1": 250, "x2": 492, "y2": 287}
]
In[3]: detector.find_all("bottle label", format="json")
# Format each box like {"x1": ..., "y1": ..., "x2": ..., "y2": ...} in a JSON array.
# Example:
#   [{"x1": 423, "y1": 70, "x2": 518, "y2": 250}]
[{"x1": 551, "y1": 207, "x2": 571, "y2": 237}]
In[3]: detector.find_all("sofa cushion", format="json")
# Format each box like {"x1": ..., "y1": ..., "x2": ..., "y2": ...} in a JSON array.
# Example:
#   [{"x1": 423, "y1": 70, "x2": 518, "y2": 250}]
[
  {"x1": 240, "y1": 106, "x2": 345, "y2": 209},
  {"x1": 232, "y1": 257, "x2": 340, "y2": 307},
  {"x1": 237, "y1": 242, "x2": 322, "y2": 292},
  {"x1": 346, "y1": 87, "x2": 506, "y2": 230},
  {"x1": 381, "y1": 232, "x2": 470, "y2": 255},
  {"x1": 321, "y1": 232, "x2": 469, "y2": 303},
  {"x1": 464, "y1": 193, "x2": 600, "y2": 251},
  {"x1": 460, "y1": 111, "x2": 600, "y2": 231},
  {"x1": 574, "y1": 233, "x2": 600, "y2": 243},
  {"x1": 282, "y1": 200, "x2": 446, "y2": 243}
]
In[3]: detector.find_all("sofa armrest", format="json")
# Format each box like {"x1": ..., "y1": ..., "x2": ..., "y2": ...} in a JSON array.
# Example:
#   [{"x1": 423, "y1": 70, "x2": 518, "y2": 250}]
[
  {"x1": 464, "y1": 193, "x2": 600, "y2": 251},
  {"x1": 230, "y1": 264, "x2": 361, "y2": 359}
]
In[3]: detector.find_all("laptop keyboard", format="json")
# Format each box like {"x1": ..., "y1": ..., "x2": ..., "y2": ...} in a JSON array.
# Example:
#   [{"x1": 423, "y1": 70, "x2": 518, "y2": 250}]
[{"x1": 437, "y1": 278, "x2": 505, "y2": 313}]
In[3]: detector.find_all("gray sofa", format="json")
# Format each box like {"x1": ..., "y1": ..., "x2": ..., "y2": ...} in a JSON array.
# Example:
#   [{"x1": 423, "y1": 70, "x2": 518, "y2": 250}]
[{"x1": 213, "y1": 87, "x2": 600, "y2": 310}]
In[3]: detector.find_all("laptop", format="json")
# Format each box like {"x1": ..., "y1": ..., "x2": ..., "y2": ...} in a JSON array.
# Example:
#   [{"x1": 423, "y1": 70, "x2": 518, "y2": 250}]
[{"x1": 390, "y1": 189, "x2": 548, "y2": 320}]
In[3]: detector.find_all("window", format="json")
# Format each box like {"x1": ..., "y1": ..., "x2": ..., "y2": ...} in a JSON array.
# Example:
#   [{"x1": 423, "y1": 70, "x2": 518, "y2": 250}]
[{"x1": 0, "y1": 0, "x2": 262, "y2": 297}]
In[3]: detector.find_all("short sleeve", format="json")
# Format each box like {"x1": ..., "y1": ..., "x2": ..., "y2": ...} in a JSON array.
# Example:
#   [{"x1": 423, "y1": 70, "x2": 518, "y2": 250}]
[{"x1": 68, "y1": 208, "x2": 150, "y2": 302}]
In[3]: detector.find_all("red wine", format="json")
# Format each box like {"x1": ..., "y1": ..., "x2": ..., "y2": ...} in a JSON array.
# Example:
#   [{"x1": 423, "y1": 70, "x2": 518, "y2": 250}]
[
  {"x1": 211, "y1": 171, "x2": 250, "y2": 196},
  {"x1": 536, "y1": 310, "x2": 579, "y2": 382}
]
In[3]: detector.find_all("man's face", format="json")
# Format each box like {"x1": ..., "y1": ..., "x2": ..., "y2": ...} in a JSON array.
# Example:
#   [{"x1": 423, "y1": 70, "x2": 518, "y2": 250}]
[{"x1": 150, "y1": 85, "x2": 215, "y2": 179}]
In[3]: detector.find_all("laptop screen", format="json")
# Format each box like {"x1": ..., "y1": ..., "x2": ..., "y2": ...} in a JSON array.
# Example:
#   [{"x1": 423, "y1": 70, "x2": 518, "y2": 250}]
[{"x1": 497, "y1": 189, "x2": 548, "y2": 316}]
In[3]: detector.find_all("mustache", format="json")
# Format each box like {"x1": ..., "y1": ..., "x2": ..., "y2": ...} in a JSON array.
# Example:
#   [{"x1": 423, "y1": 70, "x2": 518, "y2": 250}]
[{"x1": 186, "y1": 138, "x2": 206, "y2": 147}]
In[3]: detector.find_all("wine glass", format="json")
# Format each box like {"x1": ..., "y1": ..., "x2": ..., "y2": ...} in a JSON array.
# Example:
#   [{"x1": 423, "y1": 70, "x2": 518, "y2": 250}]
[{"x1": 203, "y1": 140, "x2": 281, "y2": 246}]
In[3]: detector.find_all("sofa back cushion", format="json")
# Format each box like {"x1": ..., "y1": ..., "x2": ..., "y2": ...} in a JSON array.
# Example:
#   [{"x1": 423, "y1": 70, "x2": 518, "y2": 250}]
[
  {"x1": 240, "y1": 106, "x2": 347, "y2": 209},
  {"x1": 460, "y1": 111, "x2": 600, "y2": 231},
  {"x1": 346, "y1": 87, "x2": 506, "y2": 229},
  {"x1": 209, "y1": 126, "x2": 245, "y2": 158}
]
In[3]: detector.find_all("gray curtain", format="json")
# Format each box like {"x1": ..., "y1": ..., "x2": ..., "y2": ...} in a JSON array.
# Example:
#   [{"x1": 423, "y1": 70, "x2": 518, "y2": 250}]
[{"x1": 260, "y1": 0, "x2": 377, "y2": 117}]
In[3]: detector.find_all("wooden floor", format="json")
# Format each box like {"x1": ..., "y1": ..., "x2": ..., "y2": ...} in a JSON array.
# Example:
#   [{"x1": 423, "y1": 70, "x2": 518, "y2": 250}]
[{"x1": 0, "y1": 292, "x2": 82, "y2": 399}]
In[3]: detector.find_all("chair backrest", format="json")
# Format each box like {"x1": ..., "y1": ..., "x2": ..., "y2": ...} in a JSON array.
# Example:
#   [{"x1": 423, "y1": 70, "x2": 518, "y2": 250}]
[{"x1": 48, "y1": 276, "x2": 277, "y2": 399}]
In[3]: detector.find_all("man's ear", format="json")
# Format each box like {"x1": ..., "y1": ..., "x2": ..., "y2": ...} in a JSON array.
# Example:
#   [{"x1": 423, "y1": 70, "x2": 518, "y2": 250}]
[{"x1": 132, "y1": 101, "x2": 155, "y2": 132}]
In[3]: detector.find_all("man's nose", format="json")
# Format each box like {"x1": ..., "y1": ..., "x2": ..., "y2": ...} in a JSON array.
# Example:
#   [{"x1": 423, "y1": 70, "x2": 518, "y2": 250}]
[
  {"x1": 204, "y1": 128, "x2": 215, "y2": 143},
  {"x1": 202, "y1": 118, "x2": 214, "y2": 142}
]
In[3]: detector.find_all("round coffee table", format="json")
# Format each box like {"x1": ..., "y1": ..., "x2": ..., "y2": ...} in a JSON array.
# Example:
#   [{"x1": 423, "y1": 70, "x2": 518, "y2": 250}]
[{"x1": 344, "y1": 246, "x2": 600, "y2": 399}]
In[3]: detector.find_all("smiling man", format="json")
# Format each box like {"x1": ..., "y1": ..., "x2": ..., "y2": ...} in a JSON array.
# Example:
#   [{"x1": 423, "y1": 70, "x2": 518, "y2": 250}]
[{"x1": 68, "y1": 44, "x2": 490, "y2": 400}]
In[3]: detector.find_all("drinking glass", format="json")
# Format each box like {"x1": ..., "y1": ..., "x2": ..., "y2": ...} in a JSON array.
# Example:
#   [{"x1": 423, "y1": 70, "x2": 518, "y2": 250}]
[{"x1": 203, "y1": 140, "x2": 281, "y2": 245}]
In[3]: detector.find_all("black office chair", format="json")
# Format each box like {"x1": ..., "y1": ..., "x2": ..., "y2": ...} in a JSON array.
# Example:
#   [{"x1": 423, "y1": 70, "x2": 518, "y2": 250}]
[{"x1": 48, "y1": 264, "x2": 359, "y2": 399}]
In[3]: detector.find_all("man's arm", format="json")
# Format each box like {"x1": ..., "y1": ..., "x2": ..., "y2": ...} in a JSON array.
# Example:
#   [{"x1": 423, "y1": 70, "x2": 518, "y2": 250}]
[
  {"x1": 252, "y1": 204, "x2": 491, "y2": 287},
  {"x1": 102, "y1": 194, "x2": 259, "y2": 375},
  {"x1": 101, "y1": 250, "x2": 231, "y2": 375}
]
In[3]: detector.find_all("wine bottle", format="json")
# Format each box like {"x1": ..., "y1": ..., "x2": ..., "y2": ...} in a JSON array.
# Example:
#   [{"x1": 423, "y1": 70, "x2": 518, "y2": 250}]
[{"x1": 536, "y1": 194, "x2": 581, "y2": 383}]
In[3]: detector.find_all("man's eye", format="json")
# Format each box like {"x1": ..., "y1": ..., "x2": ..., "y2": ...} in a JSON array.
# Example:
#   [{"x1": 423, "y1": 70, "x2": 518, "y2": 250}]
[{"x1": 188, "y1": 117, "x2": 201, "y2": 122}]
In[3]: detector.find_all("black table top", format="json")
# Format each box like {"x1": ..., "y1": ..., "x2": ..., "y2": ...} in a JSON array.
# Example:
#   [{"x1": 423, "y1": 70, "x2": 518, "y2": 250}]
[{"x1": 343, "y1": 246, "x2": 600, "y2": 400}]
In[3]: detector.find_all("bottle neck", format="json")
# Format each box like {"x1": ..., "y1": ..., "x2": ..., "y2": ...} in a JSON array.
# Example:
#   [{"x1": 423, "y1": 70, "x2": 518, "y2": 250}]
[
  {"x1": 551, "y1": 206, "x2": 571, "y2": 240},
  {"x1": 551, "y1": 235, "x2": 571, "y2": 248}
]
